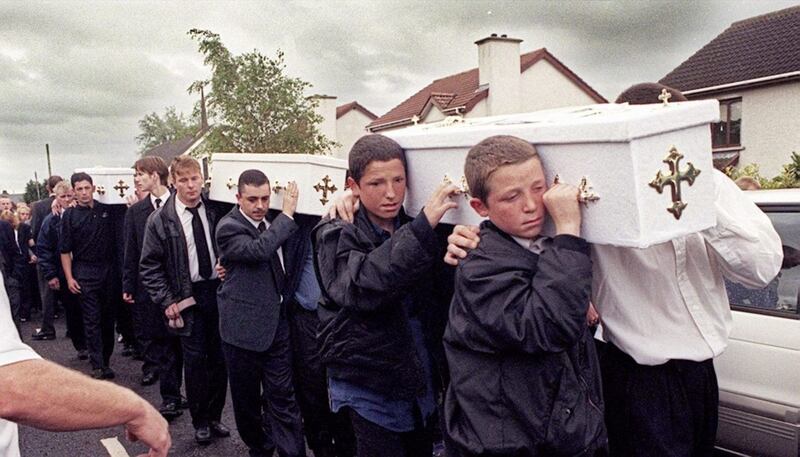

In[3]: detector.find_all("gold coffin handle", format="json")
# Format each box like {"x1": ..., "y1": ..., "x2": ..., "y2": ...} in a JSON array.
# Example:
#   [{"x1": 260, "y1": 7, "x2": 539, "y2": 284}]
[
  {"x1": 226, "y1": 178, "x2": 236, "y2": 190},
  {"x1": 96, "y1": 185, "x2": 106, "y2": 196},
  {"x1": 443, "y1": 174, "x2": 470, "y2": 199}
]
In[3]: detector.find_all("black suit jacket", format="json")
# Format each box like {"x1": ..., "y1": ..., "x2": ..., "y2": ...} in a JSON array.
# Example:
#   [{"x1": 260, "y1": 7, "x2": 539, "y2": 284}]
[
  {"x1": 215, "y1": 207, "x2": 298, "y2": 352},
  {"x1": 30, "y1": 196, "x2": 54, "y2": 242},
  {"x1": 123, "y1": 196, "x2": 158, "y2": 299},
  {"x1": 0, "y1": 220, "x2": 19, "y2": 280}
]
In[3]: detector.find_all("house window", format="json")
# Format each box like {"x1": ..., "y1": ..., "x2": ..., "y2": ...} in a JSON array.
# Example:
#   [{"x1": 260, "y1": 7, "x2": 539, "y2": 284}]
[{"x1": 712, "y1": 98, "x2": 741, "y2": 148}]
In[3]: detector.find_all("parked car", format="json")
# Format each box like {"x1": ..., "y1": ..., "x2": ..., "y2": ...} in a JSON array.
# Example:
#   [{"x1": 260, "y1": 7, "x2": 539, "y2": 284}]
[{"x1": 716, "y1": 188, "x2": 800, "y2": 457}]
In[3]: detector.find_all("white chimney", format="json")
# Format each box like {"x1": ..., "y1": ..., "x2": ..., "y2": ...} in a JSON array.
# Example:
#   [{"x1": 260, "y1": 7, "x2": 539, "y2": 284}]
[
  {"x1": 476, "y1": 34, "x2": 522, "y2": 116},
  {"x1": 311, "y1": 95, "x2": 338, "y2": 146}
]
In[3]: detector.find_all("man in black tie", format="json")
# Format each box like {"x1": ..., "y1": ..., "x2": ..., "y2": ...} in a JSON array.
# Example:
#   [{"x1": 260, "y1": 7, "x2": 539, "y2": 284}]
[
  {"x1": 216, "y1": 169, "x2": 306, "y2": 457},
  {"x1": 140, "y1": 156, "x2": 230, "y2": 445},
  {"x1": 123, "y1": 156, "x2": 184, "y2": 418}
]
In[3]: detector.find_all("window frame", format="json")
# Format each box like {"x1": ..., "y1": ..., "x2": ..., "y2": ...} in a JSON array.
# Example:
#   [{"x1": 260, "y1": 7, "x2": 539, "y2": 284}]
[
  {"x1": 729, "y1": 203, "x2": 800, "y2": 320},
  {"x1": 711, "y1": 97, "x2": 742, "y2": 150}
]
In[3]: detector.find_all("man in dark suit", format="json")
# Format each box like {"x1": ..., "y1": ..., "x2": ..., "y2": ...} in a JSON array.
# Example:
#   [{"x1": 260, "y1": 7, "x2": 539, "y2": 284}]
[
  {"x1": 215, "y1": 169, "x2": 305, "y2": 457},
  {"x1": 122, "y1": 156, "x2": 183, "y2": 418},
  {"x1": 140, "y1": 156, "x2": 230, "y2": 445}
]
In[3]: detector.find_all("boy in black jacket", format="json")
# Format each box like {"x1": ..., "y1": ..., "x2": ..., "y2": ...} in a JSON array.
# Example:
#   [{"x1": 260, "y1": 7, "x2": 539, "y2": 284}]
[
  {"x1": 444, "y1": 135, "x2": 606, "y2": 456},
  {"x1": 313, "y1": 134, "x2": 459, "y2": 457}
]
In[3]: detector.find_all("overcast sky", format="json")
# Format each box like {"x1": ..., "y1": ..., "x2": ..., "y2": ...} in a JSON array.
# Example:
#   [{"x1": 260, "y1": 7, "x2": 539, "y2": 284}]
[{"x1": 1, "y1": 0, "x2": 797, "y2": 193}]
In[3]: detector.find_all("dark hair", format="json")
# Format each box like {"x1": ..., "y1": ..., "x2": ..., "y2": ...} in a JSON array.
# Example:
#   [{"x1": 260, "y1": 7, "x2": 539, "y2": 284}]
[
  {"x1": 46, "y1": 175, "x2": 63, "y2": 191},
  {"x1": 134, "y1": 156, "x2": 169, "y2": 185},
  {"x1": 70, "y1": 172, "x2": 93, "y2": 187},
  {"x1": 237, "y1": 169, "x2": 269, "y2": 193},
  {"x1": 348, "y1": 134, "x2": 407, "y2": 184},
  {"x1": 464, "y1": 135, "x2": 540, "y2": 202},
  {"x1": 615, "y1": 82, "x2": 688, "y2": 105}
]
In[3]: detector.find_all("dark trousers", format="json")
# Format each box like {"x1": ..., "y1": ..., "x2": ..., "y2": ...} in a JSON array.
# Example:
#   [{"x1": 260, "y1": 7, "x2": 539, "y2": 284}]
[
  {"x1": 37, "y1": 267, "x2": 56, "y2": 334},
  {"x1": 132, "y1": 296, "x2": 162, "y2": 376},
  {"x1": 5, "y1": 276, "x2": 22, "y2": 338},
  {"x1": 601, "y1": 343, "x2": 718, "y2": 457},
  {"x1": 60, "y1": 286, "x2": 86, "y2": 352},
  {"x1": 288, "y1": 302, "x2": 355, "y2": 457},
  {"x1": 76, "y1": 267, "x2": 115, "y2": 369},
  {"x1": 19, "y1": 262, "x2": 39, "y2": 319},
  {"x1": 156, "y1": 333, "x2": 184, "y2": 403},
  {"x1": 182, "y1": 280, "x2": 227, "y2": 428},
  {"x1": 348, "y1": 408, "x2": 433, "y2": 457},
  {"x1": 223, "y1": 316, "x2": 305, "y2": 457}
]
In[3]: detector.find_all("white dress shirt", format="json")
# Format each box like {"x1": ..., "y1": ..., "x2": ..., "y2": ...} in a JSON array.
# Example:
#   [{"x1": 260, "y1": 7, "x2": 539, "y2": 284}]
[
  {"x1": 593, "y1": 169, "x2": 783, "y2": 365},
  {"x1": 238, "y1": 208, "x2": 284, "y2": 271},
  {"x1": 149, "y1": 189, "x2": 169, "y2": 210},
  {"x1": 175, "y1": 198, "x2": 219, "y2": 282}
]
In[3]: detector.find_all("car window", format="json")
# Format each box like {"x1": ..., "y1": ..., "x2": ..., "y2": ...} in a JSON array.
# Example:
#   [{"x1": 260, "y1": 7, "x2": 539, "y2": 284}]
[{"x1": 725, "y1": 210, "x2": 800, "y2": 318}]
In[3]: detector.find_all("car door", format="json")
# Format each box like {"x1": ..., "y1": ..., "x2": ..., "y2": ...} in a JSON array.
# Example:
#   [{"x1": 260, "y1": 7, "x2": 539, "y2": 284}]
[{"x1": 716, "y1": 203, "x2": 800, "y2": 457}]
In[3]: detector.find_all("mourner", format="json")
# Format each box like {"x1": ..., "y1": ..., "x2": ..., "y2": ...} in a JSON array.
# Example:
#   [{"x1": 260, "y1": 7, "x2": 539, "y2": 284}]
[
  {"x1": 445, "y1": 83, "x2": 783, "y2": 457},
  {"x1": 313, "y1": 134, "x2": 459, "y2": 457},
  {"x1": 443, "y1": 135, "x2": 606, "y2": 456},
  {"x1": 215, "y1": 169, "x2": 306, "y2": 457},
  {"x1": 32, "y1": 181, "x2": 87, "y2": 358},
  {"x1": 60, "y1": 172, "x2": 118, "y2": 379},
  {"x1": 140, "y1": 156, "x2": 230, "y2": 445},
  {"x1": 122, "y1": 156, "x2": 184, "y2": 419}
]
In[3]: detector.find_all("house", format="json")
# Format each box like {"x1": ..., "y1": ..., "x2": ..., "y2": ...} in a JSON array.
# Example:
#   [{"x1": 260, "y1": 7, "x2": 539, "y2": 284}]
[
  {"x1": 660, "y1": 6, "x2": 800, "y2": 173},
  {"x1": 367, "y1": 34, "x2": 606, "y2": 133},
  {"x1": 312, "y1": 95, "x2": 377, "y2": 159}
]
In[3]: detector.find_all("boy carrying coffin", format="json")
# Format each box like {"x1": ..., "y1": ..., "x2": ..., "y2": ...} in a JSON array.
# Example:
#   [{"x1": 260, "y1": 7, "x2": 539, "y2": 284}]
[
  {"x1": 443, "y1": 135, "x2": 606, "y2": 456},
  {"x1": 312, "y1": 134, "x2": 459, "y2": 457}
]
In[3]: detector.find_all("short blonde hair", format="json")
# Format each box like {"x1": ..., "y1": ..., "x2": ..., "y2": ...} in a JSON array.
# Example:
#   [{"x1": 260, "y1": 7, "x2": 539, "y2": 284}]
[
  {"x1": 0, "y1": 210, "x2": 18, "y2": 227},
  {"x1": 170, "y1": 155, "x2": 202, "y2": 179},
  {"x1": 53, "y1": 181, "x2": 73, "y2": 195}
]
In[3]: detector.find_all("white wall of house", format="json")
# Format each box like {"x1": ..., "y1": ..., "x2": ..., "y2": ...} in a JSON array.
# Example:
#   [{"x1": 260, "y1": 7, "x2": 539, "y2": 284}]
[
  {"x1": 520, "y1": 60, "x2": 599, "y2": 110},
  {"x1": 334, "y1": 109, "x2": 374, "y2": 159},
  {"x1": 314, "y1": 96, "x2": 338, "y2": 149},
  {"x1": 697, "y1": 82, "x2": 800, "y2": 177}
]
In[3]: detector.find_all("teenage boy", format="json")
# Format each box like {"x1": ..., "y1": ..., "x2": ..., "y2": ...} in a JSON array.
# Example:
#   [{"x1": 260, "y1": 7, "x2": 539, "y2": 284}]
[
  {"x1": 123, "y1": 156, "x2": 185, "y2": 419},
  {"x1": 445, "y1": 84, "x2": 783, "y2": 457},
  {"x1": 312, "y1": 134, "x2": 458, "y2": 457},
  {"x1": 60, "y1": 172, "x2": 117, "y2": 380},
  {"x1": 139, "y1": 156, "x2": 230, "y2": 445},
  {"x1": 33, "y1": 182, "x2": 87, "y2": 358},
  {"x1": 443, "y1": 135, "x2": 605, "y2": 456},
  {"x1": 215, "y1": 169, "x2": 306, "y2": 457}
]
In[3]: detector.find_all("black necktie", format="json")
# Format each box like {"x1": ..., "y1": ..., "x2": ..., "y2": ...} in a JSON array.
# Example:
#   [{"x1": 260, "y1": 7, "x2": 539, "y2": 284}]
[
  {"x1": 187, "y1": 205, "x2": 212, "y2": 279},
  {"x1": 154, "y1": 198, "x2": 162, "y2": 209},
  {"x1": 259, "y1": 221, "x2": 286, "y2": 292}
]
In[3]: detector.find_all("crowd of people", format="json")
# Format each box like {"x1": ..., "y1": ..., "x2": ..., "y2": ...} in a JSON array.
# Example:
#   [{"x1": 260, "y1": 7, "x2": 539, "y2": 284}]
[{"x1": 0, "y1": 82, "x2": 785, "y2": 457}]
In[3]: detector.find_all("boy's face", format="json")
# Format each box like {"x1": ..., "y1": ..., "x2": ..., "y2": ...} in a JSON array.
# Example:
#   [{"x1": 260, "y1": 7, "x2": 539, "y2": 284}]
[
  {"x1": 173, "y1": 168, "x2": 203, "y2": 206},
  {"x1": 134, "y1": 169, "x2": 159, "y2": 194},
  {"x1": 348, "y1": 158, "x2": 406, "y2": 226},
  {"x1": 470, "y1": 157, "x2": 548, "y2": 239},
  {"x1": 73, "y1": 180, "x2": 95, "y2": 206}
]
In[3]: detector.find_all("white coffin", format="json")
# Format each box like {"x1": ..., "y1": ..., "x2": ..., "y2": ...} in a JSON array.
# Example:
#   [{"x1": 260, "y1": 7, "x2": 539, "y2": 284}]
[
  {"x1": 385, "y1": 101, "x2": 720, "y2": 248},
  {"x1": 208, "y1": 153, "x2": 347, "y2": 216},
  {"x1": 74, "y1": 167, "x2": 135, "y2": 205}
]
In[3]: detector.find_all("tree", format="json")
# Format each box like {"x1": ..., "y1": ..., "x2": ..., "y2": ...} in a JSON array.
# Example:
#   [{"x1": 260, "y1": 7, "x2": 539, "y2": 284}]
[
  {"x1": 135, "y1": 106, "x2": 199, "y2": 154},
  {"x1": 23, "y1": 179, "x2": 47, "y2": 203},
  {"x1": 187, "y1": 29, "x2": 335, "y2": 155}
]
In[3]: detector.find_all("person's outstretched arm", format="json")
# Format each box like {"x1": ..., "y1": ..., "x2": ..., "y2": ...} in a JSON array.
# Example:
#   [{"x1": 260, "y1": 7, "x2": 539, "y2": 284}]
[{"x1": 0, "y1": 359, "x2": 171, "y2": 457}]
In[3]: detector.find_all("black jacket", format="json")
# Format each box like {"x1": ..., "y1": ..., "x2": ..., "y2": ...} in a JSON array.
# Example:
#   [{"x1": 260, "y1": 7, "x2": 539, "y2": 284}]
[
  {"x1": 139, "y1": 196, "x2": 222, "y2": 316},
  {"x1": 30, "y1": 196, "x2": 54, "y2": 242},
  {"x1": 312, "y1": 207, "x2": 442, "y2": 400},
  {"x1": 444, "y1": 222, "x2": 606, "y2": 456},
  {"x1": 36, "y1": 214, "x2": 62, "y2": 282},
  {"x1": 215, "y1": 207, "x2": 297, "y2": 351},
  {"x1": 0, "y1": 220, "x2": 19, "y2": 281},
  {"x1": 123, "y1": 196, "x2": 158, "y2": 300}
]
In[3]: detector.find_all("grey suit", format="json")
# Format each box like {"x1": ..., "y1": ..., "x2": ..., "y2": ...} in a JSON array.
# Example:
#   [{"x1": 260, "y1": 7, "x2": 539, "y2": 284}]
[{"x1": 216, "y1": 207, "x2": 306, "y2": 457}]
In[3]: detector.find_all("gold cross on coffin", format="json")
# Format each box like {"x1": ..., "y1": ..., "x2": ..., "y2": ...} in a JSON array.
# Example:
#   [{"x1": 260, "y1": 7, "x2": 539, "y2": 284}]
[
  {"x1": 114, "y1": 180, "x2": 130, "y2": 198},
  {"x1": 649, "y1": 146, "x2": 701, "y2": 220},
  {"x1": 658, "y1": 88, "x2": 672, "y2": 106},
  {"x1": 313, "y1": 175, "x2": 338, "y2": 205}
]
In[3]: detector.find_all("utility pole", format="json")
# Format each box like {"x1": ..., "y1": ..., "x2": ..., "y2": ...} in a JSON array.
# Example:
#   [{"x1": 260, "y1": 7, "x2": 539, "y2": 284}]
[
  {"x1": 34, "y1": 171, "x2": 41, "y2": 200},
  {"x1": 45, "y1": 143, "x2": 52, "y2": 176}
]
